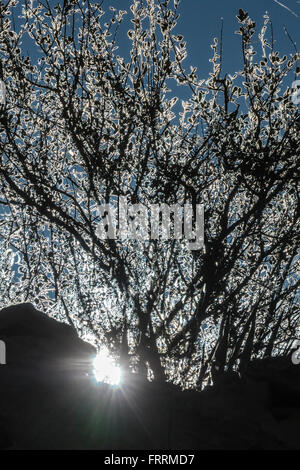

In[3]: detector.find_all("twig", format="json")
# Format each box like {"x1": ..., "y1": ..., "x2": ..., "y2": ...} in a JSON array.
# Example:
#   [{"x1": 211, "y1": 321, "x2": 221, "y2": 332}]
[{"x1": 272, "y1": 0, "x2": 299, "y2": 18}]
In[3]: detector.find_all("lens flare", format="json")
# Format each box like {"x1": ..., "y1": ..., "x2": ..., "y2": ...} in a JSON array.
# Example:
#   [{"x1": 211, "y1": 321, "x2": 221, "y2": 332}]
[{"x1": 93, "y1": 348, "x2": 121, "y2": 386}]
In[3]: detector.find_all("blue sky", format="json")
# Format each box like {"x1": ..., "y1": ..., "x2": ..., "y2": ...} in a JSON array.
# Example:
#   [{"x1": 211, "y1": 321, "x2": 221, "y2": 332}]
[
  {"x1": 101, "y1": 0, "x2": 300, "y2": 79},
  {"x1": 14, "y1": 0, "x2": 300, "y2": 84},
  {"x1": 176, "y1": 0, "x2": 300, "y2": 78},
  {"x1": 93, "y1": 0, "x2": 300, "y2": 107}
]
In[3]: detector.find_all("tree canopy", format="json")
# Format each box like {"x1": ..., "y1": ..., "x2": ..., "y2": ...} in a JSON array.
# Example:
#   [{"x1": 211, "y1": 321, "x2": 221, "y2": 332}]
[{"x1": 0, "y1": 0, "x2": 299, "y2": 388}]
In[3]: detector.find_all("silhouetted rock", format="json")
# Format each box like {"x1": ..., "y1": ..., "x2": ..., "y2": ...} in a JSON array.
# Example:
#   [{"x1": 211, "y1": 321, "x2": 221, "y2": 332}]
[
  {"x1": 0, "y1": 303, "x2": 98, "y2": 449},
  {"x1": 0, "y1": 302, "x2": 299, "y2": 449},
  {"x1": 0, "y1": 413, "x2": 13, "y2": 449},
  {"x1": 0, "y1": 302, "x2": 95, "y2": 369}
]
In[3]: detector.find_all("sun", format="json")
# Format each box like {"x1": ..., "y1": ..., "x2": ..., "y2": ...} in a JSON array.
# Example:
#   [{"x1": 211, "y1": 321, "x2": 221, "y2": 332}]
[{"x1": 92, "y1": 347, "x2": 122, "y2": 386}]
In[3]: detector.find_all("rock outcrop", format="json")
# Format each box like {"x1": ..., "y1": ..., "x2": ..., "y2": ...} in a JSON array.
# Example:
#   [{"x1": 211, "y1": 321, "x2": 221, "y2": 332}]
[
  {"x1": 0, "y1": 302, "x2": 299, "y2": 450},
  {"x1": 0, "y1": 302, "x2": 95, "y2": 368}
]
